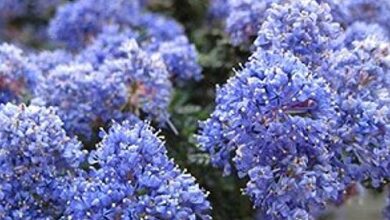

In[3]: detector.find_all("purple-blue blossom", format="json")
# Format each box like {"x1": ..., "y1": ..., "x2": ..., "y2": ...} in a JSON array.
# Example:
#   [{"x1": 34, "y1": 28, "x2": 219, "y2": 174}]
[
  {"x1": 211, "y1": 0, "x2": 390, "y2": 47},
  {"x1": 325, "y1": 0, "x2": 390, "y2": 34},
  {"x1": 49, "y1": 0, "x2": 203, "y2": 81},
  {"x1": 48, "y1": 0, "x2": 184, "y2": 50},
  {"x1": 0, "y1": 103, "x2": 210, "y2": 219},
  {"x1": 34, "y1": 62, "x2": 128, "y2": 139},
  {"x1": 29, "y1": 50, "x2": 74, "y2": 76},
  {"x1": 326, "y1": 35, "x2": 390, "y2": 187},
  {"x1": 0, "y1": 103, "x2": 85, "y2": 219},
  {"x1": 63, "y1": 121, "x2": 211, "y2": 219},
  {"x1": 201, "y1": 0, "x2": 390, "y2": 217},
  {"x1": 342, "y1": 22, "x2": 389, "y2": 49},
  {"x1": 76, "y1": 26, "x2": 139, "y2": 67},
  {"x1": 100, "y1": 40, "x2": 173, "y2": 124},
  {"x1": 78, "y1": 26, "x2": 202, "y2": 81},
  {"x1": 35, "y1": 40, "x2": 172, "y2": 138},
  {"x1": 48, "y1": 0, "x2": 143, "y2": 49},
  {"x1": 254, "y1": 0, "x2": 342, "y2": 67},
  {"x1": 146, "y1": 36, "x2": 203, "y2": 81},
  {"x1": 198, "y1": 50, "x2": 344, "y2": 219},
  {"x1": 0, "y1": 43, "x2": 41, "y2": 104}
]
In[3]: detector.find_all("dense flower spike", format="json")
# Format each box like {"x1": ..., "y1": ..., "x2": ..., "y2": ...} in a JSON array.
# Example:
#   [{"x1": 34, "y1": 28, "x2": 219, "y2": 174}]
[
  {"x1": 0, "y1": 0, "x2": 389, "y2": 218},
  {"x1": 211, "y1": 0, "x2": 390, "y2": 46},
  {"x1": 203, "y1": 0, "x2": 390, "y2": 217},
  {"x1": 29, "y1": 50, "x2": 74, "y2": 76},
  {"x1": 79, "y1": 26, "x2": 202, "y2": 81},
  {"x1": 342, "y1": 22, "x2": 389, "y2": 48},
  {"x1": 49, "y1": 0, "x2": 203, "y2": 81},
  {"x1": 100, "y1": 40, "x2": 173, "y2": 124},
  {"x1": 34, "y1": 63, "x2": 128, "y2": 138},
  {"x1": 0, "y1": 104, "x2": 210, "y2": 219},
  {"x1": 36, "y1": 40, "x2": 172, "y2": 138},
  {"x1": 254, "y1": 0, "x2": 342, "y2": 66},
  {"x1": 198, "y1": 50, "x2": 344, "y2": 218},
  {"x1": 0, "y1": 43, "x2": 41, "y2": 104},
  {"x1": 63, "y1": 121, "x2": 211, "y2": 219},
  {"x1": 327, "y1": 36, "x2": 390, "y2": 99},
  {"x1": 76, "y1": 26, "x2": 139, "y2": 67},
  {"x1": 147, "y1": 36, "x2": 203, "y2": 81},
  {"x1": 0, "y1": 103, "x2": 84, "y2": 219},
  {"x1": 48, "y1": 0, "x2": 184, "y2": 50},
  {"x1": 326, "y1": 35, "x2": 390, "y2": 187},
  {"x1": 325, "y1": 0, "x2": 390, "y2": 34},
  {"x1": 48, "y1": 0, "x2": 142, "y2": 49}
]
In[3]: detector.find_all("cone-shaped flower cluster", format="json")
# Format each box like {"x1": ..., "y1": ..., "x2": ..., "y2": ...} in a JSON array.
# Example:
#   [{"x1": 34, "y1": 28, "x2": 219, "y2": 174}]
[
  {"x1": 0, "y1": 43, "x2": 41, "y2": 104},
  {"x1": 209, "y1": 0, "x2": 390, "y2": 46},
  {"x1": 0, "y1": 103, "x2": 211, "y2": 219},
  {"x1": 325, "y1": 0, "x2": 390, "y2": 33},
  {"x1": 35, "y1": 40, "x2": 172, "y2": 139},
  {"x1": 254, "y1": 0, "x2": 342, "y2": 66},
  {"x1": 0, "y1": 103, "x2": 85, "y2": 219},
  {"x1": 48, "y1": 0, "x2": 202, "y2": 81},
  {"x1": 63, "y1": 121, "x2": 211, "y2": 219},
  {"x1": 198, "y1": 49, "x2": 344, "y2": 219},
  {"x1": 200, "y1": 0, "x2": 390, "y2": 218}
]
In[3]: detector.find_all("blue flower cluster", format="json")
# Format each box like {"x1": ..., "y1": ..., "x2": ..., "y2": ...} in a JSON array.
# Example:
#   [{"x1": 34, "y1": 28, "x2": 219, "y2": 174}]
[
  {"x1": 63, "y1": 121, "x2": 211, "y2": 219},
  {"x1": 0, "y1": 2, "x2": 209, "y2": 214},
  {"x1": 29, "y1": 50, "x2": 74, "y2": 76},
  {"x1": 326, "y1": 35, "x2": 390, "y2": 187},
  {"x1": 147, "y1": 36, "x2": 203, "y2": 81},
  {"x1": 99, "y1": 40, "x2": 173, "y2": 124},
  {"x1": 211, "y1": 0, "x2": 390, "y2": 47},
  {"x1": 0, "y1": 103, "x2": 85, "y2": 219},
  {"x1": 0, "y1": 43, "x2": 41, "y2": 104},
  {"x1": 33, "y1": 62, "x2": 128, "y2": 138},
  {"x1": 1, "y1": 0, "x2": 389, "y2": 218},
  {"x1": 4, "y1": 0, "x2": 204, "y2": 139},
  {"x1": 325, "y1": 0, "x2": 390, "y2": 34},
  {"x1": 76, "y1": 26, "x2": 139, "y2": 67},
  {"x1": 34, "y1": 40, "x2": 172, "y2": 139},
  {"x1": 254, "y1": 0, "x2": 342, "y2": 66},
  {"x1": 48, "y1": 0, "x2": 143, "y2": 49},
  {"x1": 342, "y1": 22, "x2": 389, "y2": 48},
  {"x1": 48, "y1": 0, "x2": 202, "y2": 81},
  {"x1": 0, "y1": 103, "x2": 211, "y2": 219},
  {"x1": 77, "y1": 25, "x2": 202, "y2": 82},
  {"x1": 200, "y1": 0, "x2": 390, "y2": 218},
  {"x1": 199, "y1": 49, "x2": 344, "y2": 219},
  {"x1": 0, "y1": 0, "x2": 62, "y2": 19}
]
